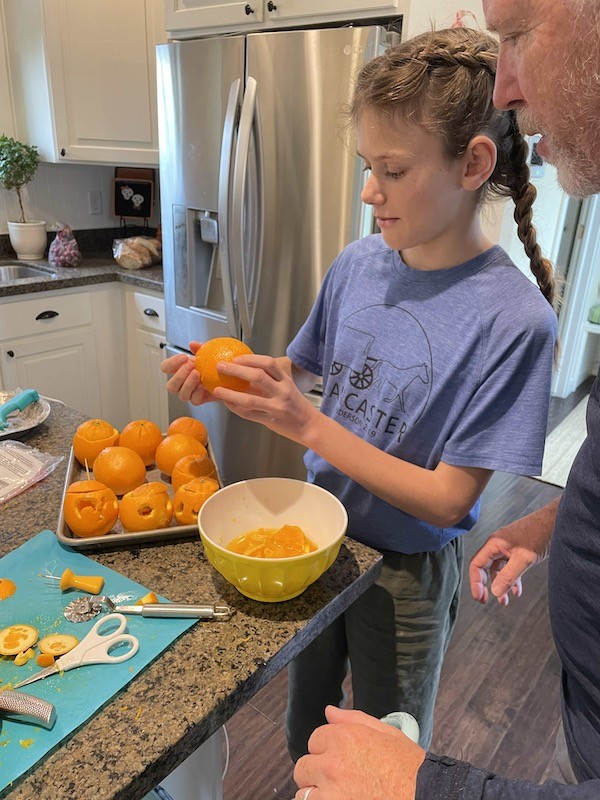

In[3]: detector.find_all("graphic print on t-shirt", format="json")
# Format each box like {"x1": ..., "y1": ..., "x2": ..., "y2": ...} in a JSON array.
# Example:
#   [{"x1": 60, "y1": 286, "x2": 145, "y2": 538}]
[{"x1": 324, "y1": 305, "x2": 433, "y2": 443}]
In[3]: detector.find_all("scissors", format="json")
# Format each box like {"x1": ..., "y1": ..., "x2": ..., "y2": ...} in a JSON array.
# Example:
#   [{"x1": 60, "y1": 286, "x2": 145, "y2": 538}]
[{"x1": 13, "y1": 613, "x2": 139, "y2": 690}]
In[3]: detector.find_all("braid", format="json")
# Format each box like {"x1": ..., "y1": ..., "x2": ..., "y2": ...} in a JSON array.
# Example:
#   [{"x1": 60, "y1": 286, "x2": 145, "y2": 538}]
[
  {"x1": 410, "y1": 39, "x2": 497, "y2": 79},
  {"x1": 491, "y1": 115, "x2": 557, "y2": 310}
]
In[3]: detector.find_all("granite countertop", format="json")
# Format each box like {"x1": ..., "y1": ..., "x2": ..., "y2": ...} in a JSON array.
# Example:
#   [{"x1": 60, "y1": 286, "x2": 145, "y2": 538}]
[
  {"x1": 0, "y1": 402, "x2": 382, "y2": 799},
  {"x1": 0, "y1": 255, "x2": 164, "y2": 298}
]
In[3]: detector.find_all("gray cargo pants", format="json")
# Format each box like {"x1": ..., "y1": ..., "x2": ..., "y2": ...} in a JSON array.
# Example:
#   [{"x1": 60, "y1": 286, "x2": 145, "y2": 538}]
[{"x1": 286, "y1": 537, "x2": 464, "y2": 761}]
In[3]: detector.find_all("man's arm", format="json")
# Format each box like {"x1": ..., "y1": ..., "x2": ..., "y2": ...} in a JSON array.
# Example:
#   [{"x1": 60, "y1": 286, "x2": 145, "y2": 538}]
[
  {"x1": 293, "y1": 708, "x2": 600, "y2": 800},
  {"x1": 469, "y1": 497, "x2": 560, "y2": 606}
]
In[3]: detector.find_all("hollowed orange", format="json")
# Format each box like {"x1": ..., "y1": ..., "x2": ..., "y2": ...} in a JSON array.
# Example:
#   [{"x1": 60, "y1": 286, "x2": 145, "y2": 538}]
[
  {"x1": 195, "y1": 337, "x2": 253, "y2": 393},
  {"x1": 93, "y1": 446, "x2": 147, "y2": 496},
  {"x1": 170, "y1": 452, "x2": 216, "y2": 492},
  {"x1": 167, "y1": 416, "x2": 209, "y2": 446},
  {"x1": 118, "y1": 419, "x2": 163, "y2": 466},
  {"x1": 155, "y1": 433, "x2": 206, "y2": 477},
  {"x1": 173, "y1": 477, "x2": 220, "y2": 525},
  {"x1": 119, "y1": 481, "x2": 173, "y2": 532},
  {"x1": 72, "y1": 418, "x2": 119, "y2": 468},
  {"x1": 63, "y1": 479, "x2": 119, "y2": 538}
]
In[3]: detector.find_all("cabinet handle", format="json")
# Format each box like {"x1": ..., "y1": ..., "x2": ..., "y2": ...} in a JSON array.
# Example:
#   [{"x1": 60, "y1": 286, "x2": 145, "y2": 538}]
[
  {"x1": 159, "y1": 342, "x2": 167, "y2": 350},
  {"x1": 244, "y1": 4, "x2": 254, "y2": 13},
  {"x1": 60, "y1": 148, "x2": 66, "y2": 157},
  {"x1": 143, "y1": 308, "x2": 159, "y2": 318},
  {"x1": 6, "y1": 350, "x2": 14, "y2": 358},
  {"x1": 35, "y1": 310, "x2": 59, "y2": 321},
  {"x1": 267, "y1": 1, "x2": 277, "y2": 9}
]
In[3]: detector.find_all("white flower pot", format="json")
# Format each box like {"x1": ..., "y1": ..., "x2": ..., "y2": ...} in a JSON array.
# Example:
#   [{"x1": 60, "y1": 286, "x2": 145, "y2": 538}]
[{"x1": 7, "y1": 220, "x2": 47, "y2": 260}]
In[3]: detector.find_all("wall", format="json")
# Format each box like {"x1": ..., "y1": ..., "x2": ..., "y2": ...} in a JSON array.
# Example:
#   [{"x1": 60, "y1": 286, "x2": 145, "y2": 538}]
[
  {"x1": 0, "y1": 162, "x2": 161, "y2": 235},
  {"x1": 404, "y1": 0, "x2": 487, "y2": 38}
]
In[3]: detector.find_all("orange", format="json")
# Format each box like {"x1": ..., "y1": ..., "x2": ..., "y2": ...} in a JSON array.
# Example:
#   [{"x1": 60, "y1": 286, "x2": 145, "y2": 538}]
[
  {"x1": 0, "y1": 578, "x2": 16, "y2": 601},
  {"x1": 119, "y1": 481, "x2": 173, "y2": 532},
  {"x1": 93, "y1": 446, "x2": 147, "y2": 496},
  {"x1": 72, "y1": 418, "x2": 119, "y2": 468},
  {"x1": 170, "y1": 452, "x2": 217, "y2": 492},
  {"x1": 155, "y1": 433, "x2": 206, "y2": 477},
  {"x1": 119, "y1": 419, "x2": 163, "y2": 466},
  {"x1": 226, "y1": 525, "x2": 317, "y2": 558},
  {"x1": 195, "y1": 336, "x2": 253, "y2": 393},
  {"x1": 63, "y1": 479, "x2": 119, "y2": 538},
  {"x1": 173, "y1": 477, "x2": 220, "y2": 525},
  {"x1": 0, "y1": 624, "x2": 38, "y2": 656},
  {"x1": 167, "y1": 416, "x2": 208, "y2": 446}
]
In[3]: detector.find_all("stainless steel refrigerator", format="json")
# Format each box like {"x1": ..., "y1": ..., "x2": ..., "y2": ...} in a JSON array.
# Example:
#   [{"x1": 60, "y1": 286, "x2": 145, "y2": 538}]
[{"x1": 157, "y1": 25, "x2": 392, "y2": 485}]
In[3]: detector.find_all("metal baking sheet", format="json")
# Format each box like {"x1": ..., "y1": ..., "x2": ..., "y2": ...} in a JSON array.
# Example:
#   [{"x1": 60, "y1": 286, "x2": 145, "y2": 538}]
[{"x1": 55, "y1": 441, "x2": 221, "y2": 549}]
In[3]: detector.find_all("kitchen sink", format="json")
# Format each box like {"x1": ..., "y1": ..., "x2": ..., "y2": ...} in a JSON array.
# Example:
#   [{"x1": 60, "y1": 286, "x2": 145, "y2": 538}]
[{"x1": 0, "y1": 262, "x2": 56, "y2": 281}]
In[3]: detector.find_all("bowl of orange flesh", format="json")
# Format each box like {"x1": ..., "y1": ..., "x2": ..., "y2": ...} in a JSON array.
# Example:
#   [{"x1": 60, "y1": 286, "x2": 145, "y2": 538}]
[{"x1": 198, "y1": 478, "x2": 348, "y2": 602}]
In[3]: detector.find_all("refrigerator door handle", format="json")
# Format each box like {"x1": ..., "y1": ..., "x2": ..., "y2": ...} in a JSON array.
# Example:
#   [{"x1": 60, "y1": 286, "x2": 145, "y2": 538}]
[
  {"x1": 231, "y1": 75, "x2": 263, "y2": 341},
  {"x1": 218, "y1": 78, "x2": 242, "y2": 338}
]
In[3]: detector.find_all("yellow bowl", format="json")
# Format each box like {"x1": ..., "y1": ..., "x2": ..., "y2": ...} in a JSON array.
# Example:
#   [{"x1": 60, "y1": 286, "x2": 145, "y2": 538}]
[{"x1": 198, "y1": 478, "x2": 348, "y2": 602}]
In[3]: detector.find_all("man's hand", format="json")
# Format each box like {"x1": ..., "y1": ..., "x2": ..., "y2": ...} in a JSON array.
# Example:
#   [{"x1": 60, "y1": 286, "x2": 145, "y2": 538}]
[
  {"x1": 469, "y1": 497, "x2": 560, "y2": 606},
  {"x1": 293, "y1": 706, "x2": 426, "y2": 800}
]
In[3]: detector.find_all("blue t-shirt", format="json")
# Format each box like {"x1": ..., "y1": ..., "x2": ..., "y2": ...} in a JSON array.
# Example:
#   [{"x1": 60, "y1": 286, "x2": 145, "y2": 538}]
[{"x1": 287, "y1": 235, "x2": 557, "y2": 553}]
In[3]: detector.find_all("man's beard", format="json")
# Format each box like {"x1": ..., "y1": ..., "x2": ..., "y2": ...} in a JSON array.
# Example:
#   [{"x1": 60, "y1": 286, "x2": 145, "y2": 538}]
[{"x1": 515, "y1": 85, "x2": 600, "y2": 198}]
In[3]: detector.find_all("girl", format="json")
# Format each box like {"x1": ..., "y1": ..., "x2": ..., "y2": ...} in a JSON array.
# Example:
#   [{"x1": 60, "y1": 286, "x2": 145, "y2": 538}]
[{"x1": 163, "y1": 28, "x2": 557, "y2": 756}]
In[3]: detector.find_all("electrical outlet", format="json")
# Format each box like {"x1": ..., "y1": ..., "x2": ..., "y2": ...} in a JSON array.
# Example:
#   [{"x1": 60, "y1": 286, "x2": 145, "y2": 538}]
[{"x1": 88, "y1": 190, "x2": 103, "y2": 215}]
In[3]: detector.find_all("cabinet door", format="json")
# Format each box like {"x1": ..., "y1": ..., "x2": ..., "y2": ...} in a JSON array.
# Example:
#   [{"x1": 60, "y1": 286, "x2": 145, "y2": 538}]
[
  {"x1": 0, "y1": 329, "x2": 102, "y2": 417},
  {"x1": 44, "y1": 0, "x2": 166, "y2": 165},
  {"x1": 165, "y1": 1, "x2": 264, "y2": 33},
  {"x1": 266, "y1": 0, "x2": 401, "y2": 20},
  {"x1": 129, "y1": 328, "x2": 169, "y2": 432},
  {"x1": 5, "y1": 0, "x2": 165, "y2": 165}
]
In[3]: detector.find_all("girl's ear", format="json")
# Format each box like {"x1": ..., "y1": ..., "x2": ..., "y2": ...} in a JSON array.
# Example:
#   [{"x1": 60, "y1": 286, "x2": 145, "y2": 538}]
[{"x1": 462, "y1": 135, "x2": 497, "y2": 191}]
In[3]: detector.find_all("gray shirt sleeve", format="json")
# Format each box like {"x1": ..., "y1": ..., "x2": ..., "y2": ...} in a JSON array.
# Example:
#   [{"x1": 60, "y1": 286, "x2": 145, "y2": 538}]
[{"x1": 416, "y1": 753, "x2": 600, "y2": 799}]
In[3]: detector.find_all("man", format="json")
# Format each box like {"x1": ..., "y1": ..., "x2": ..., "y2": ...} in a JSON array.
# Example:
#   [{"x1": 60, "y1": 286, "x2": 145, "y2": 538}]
[{"x1": 292, "y1": 1, "x2": 600, "y2": 797}]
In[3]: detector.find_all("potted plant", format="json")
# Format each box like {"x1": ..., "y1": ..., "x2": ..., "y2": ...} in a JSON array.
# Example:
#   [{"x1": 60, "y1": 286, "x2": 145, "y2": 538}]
[{"x1": 0, "y1": 134, "x2": 47, "y2": 260}]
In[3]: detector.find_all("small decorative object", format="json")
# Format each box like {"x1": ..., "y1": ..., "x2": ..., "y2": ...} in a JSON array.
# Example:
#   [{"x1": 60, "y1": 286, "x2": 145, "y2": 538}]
[
  {"x1": 112, "y1": 166, "x2": 155, "y2": 222},
  {"x1": 0, "y1": 134, "x2": 47, "y2": 260},
  {"x1": 48, "y1": 223, "x2": 82, "y2": 268}
]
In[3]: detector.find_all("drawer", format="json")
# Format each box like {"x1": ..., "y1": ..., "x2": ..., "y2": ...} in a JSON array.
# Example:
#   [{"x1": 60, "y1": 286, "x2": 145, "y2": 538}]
[
  {"x1": 0, "y1": 292, "x2": 93, "y2": 340},
  {"x1": 128, "y1": 290, "x2": 165, "y2": 334}
]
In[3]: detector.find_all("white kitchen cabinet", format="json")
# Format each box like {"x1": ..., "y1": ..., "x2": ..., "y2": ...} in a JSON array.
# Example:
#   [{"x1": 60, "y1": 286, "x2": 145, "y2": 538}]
[
  {"x1": 125, "y1": 287, "x2": 170, "y2": 432},
  {"x1": 165, "y1": 0, "x2": 405, "y2": 36},
  {"x1": 0, "y1": 290, "x2": 102, "y2": 417},
  {"x1": 0, "y1": 285, "x2": 129, "y2": 425},
  {"x1": 3, "y1": 0, "x2": 166, "y2": 166}
]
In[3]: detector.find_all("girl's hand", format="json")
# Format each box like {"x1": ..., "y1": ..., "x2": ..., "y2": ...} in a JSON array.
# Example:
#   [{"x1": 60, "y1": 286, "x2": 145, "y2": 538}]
[
  {"x1": 213, "y1": 354, "x2": 320, "y2": 445},
  {"x1": 160, "y1": 341, "x2": 215, "y2": 406}
]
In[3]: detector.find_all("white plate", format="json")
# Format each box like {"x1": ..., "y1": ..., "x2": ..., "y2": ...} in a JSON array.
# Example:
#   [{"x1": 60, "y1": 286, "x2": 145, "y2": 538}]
[{"x1": 0, "y1": 389, "x2": 51, "y2": 439}]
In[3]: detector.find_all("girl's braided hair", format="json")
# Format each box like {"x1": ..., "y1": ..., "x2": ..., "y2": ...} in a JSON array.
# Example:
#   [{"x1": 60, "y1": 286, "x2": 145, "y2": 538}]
[{"x1": 350, "y1": 27, "x2": 556, "y2": 310}]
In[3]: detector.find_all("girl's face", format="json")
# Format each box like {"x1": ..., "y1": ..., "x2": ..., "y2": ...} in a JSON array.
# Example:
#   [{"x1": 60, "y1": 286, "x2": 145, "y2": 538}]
[{"x1": 357, "y1": 109, "x2": 475, "y2": 265}]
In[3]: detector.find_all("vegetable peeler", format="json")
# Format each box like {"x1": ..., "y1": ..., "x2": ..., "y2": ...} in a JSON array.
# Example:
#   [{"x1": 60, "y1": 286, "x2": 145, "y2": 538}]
[
  {"x1": 0, "y1": 389, "x2": 40, "y2": 430},
  {"x1": 64, "y1": 594, "x2": 232, "y2": 622}
]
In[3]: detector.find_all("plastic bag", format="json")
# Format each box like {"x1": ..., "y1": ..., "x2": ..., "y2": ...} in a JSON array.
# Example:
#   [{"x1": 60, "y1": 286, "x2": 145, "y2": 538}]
[
  {"x1": 0, "y1": 440, "x2": 63, "y2": 505},
  {"x1": 48, "y1": 223, "x2": 82, "y2": 268},
  {"x1": 112, "y1": 235, "x2": 161, "y2": 270}
]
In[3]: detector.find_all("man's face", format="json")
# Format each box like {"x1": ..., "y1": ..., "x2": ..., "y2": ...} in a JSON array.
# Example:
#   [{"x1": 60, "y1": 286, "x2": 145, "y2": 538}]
[{"x1": 483, "y1": 0, "x2": 600, "y2": 197}]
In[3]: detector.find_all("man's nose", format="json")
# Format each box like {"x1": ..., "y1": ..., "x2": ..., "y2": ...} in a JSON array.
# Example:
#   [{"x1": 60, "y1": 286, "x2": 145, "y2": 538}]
[{"x1": 493, "y1": 47, "x2": 525, "y2": 110}]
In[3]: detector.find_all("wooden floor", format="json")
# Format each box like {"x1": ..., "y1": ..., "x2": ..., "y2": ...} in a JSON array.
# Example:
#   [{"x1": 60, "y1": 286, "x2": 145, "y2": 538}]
[{"x1": 222, "y1": 379, "x2": 593, "y2": 798}]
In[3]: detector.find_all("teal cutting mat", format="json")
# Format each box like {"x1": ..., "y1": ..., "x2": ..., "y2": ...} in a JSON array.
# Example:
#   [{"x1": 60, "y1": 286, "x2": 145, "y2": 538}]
[{"x1": 0, "y1": 530, "x2": 197, "y2": 793}]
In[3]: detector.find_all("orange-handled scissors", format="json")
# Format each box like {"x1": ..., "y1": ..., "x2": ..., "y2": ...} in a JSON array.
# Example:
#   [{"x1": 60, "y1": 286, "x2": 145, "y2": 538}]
[{"x1": 13, "y1": 613, "x2": 139, "y2": 690}]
